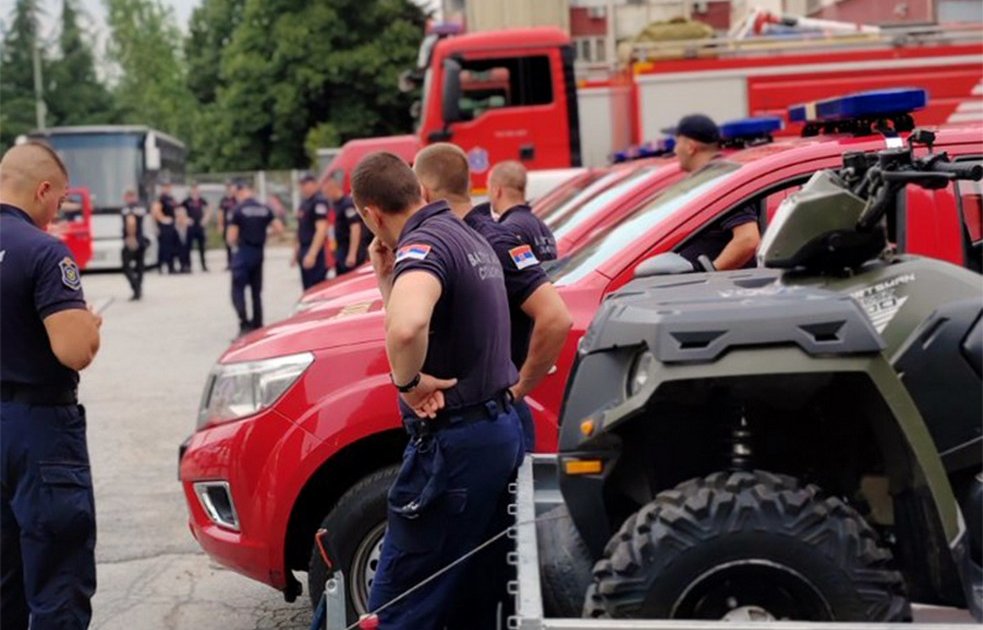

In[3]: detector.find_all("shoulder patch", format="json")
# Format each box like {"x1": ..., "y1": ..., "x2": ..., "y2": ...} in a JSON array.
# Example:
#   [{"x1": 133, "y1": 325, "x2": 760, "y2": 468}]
[
  {"x1": 509, "y1": 244, "x2": 539, "y2": 270},
  {"x1": 396, "y1": 244, "x2": 432, "y2": 263},
  {"x1": 315, "y1": 203, "x2": 328, "y2": 216},
  {"x1": 345, "y1": 207, "x2": 357, "y2": 219},
  {"x1": 59, "y1": 256, "x2": 82, "y2": 291}
]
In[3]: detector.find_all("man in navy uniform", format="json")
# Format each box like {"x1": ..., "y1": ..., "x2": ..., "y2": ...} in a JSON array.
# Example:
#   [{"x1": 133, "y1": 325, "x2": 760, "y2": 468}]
[
  {"x1": 324, "y1": 175, "x2": 367, "y2": 275},
  {"x1": 488, "y1": 160, "x2": 558, "y2": 262},
  {"x1": 152, "y1": 179, "x2": 180, "y2": 274},
  {"x1": 353, "y1": 152, "x2": 523, "y2": 630},
  {"x1": 217, "y1": 180, "x2": 238, "y2": 270},
  {"x1": 0, "y1": 142, "x2": 102, "y2": 630},
  {"x1": 293, "y1": 173, "x2": 329, "y2": 289},
  {"x1": 120, "y1": 188, "x2": 148, "y2": 300},
  {"x1": 415, "y1": 145, "x2": 571, "y2": 453},
  {"x1": 181, "y1": 183, "x2": 210, "y2": 272},
  {"x1": 227, "y1": 180, "x2": 284, "y2": 335},
  {"x1": 672, "y1": 114, "x2": 761, "y2": 269}
]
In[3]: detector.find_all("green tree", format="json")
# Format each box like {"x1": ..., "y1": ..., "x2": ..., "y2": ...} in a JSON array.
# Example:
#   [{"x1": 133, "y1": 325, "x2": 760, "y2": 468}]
[
  {"x1": 0, "y1": 0, "x2": 45, "y2": 150},
  {"x1": 194, "y1": 0, "x2": 425, "y2": 171},
  {"x1": 47, "y1": 0, "x2": 115, "y2": 126},
  {"x1": 104, "y1": 0, "x2": 195, "y2": 143},
  {"x1": 185, "y1": 0, "x2": 245, "y2": 106}
]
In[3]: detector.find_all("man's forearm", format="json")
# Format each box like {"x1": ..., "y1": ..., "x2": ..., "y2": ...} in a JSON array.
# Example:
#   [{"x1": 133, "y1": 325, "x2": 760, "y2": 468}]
[
  {"x1": 713, "y1": 237, "x2": 757, "y2": 270},
  {"x1": 307, "y1": 223, "x2": 328, "y2": 257},
  {"x1": 515, "y1": 314, "x2": 569, "y2": 396},
  {"x1": 349, "y1": 224, "x2": 362, "y2": 256},
  {"x1": 386, "y1": 321, "x2": 428, "y2": 384}
]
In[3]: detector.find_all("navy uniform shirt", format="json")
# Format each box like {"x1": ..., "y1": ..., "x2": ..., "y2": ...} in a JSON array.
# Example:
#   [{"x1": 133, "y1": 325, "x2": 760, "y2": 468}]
[
  {"x1": 333, "y1": 195, "x2": 367, "y2": 255},
  {"x1": 0, "y1": 204, "x2": 87, "y2": 390},
  {"x1": 158, "y1": 193, "x2": 178, "y2": 224},
  {"x1": 219, "y1": 196, "x2": 237, "y2": 233},
  {"x1": 499, "y1": 203, "x2": 558, "y2": 262},
  {"x1": 466, "y1": 203, "x2": 549, "y2": 367},
  {"x1": 393, "y1": 201, "x2": 517, "y2": 413},
  {"x1": 120, "y1": 202, "x2": 147, "y2": 242},
  {"x1": 678, "y1": 203, "x2": 758, "y2": 269},
  {"x1": 297, "y1": 193, "x2": 329, "y2": 246},
  {"x1": 182, "y1": 196, "x2": 207, "y2": 226},
  {"x1": 231, "y1": 198, "x2": 275, "y2": 248}
]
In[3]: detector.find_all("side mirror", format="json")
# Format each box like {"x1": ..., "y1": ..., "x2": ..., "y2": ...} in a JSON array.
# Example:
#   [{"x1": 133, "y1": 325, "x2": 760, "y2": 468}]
[
  {"x1": 144, "y1": 132, "x2": 161, "y2": 171},
  {"x1": 633, "y1": 253, "x2": 695, "y2": 279},
  {"x1": 441, "y1": 58, "x2": 463, "y2": 125}
]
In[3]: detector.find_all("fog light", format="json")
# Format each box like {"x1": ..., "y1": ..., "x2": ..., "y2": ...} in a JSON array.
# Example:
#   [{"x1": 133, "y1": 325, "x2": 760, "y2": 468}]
[
  {"x1": 194, "y1": 481, "x2": 240, "y2": 531},
  {"x1": 628, "y1": 349, "x2": 656, "y2": 396}
]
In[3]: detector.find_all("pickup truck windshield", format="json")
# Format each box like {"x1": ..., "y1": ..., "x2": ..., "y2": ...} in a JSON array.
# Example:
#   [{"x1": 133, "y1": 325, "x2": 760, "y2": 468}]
[{"x1": 549, "y1": 161, "x2": 742, "y2": 287}]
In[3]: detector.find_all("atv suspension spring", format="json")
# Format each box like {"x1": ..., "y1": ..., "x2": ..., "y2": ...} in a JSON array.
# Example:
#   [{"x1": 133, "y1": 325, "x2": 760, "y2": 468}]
[{"x1": 728, "y1": 412, "x2": 754, "y2": 471}]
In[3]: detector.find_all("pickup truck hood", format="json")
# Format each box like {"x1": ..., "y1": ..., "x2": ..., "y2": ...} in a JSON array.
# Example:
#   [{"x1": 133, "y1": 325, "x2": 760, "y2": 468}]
[{"x1": 222, "y1": 289, "x2": 386, "y2": 363}]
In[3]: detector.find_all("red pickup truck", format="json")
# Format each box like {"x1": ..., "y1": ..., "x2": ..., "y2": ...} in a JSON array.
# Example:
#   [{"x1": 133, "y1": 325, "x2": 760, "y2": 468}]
[{"x1": 180, "y1": 123, "x2": 982, "y2": 622}]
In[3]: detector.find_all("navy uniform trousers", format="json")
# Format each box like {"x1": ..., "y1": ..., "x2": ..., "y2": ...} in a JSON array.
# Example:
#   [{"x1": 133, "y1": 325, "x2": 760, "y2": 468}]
[
  {"x1": 1, "y1": 402, "x2": 96, "y2": 630},
  {"x1": 368, "y1": 402, "x2": 522, "y2": 630},
  {"x1": 298, "y1": 245, "x2": 326, "y2": 290},
  {"x1": 231, "y1": 244, "x2": 265, "y2": 329}
]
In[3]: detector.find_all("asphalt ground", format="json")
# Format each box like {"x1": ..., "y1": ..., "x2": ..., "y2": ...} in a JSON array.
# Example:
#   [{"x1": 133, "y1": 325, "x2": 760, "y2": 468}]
[
  {"x1": 81, "y1": 247, "x2": 310, "y2": 629},
  {"x1": 75, "y1": 246, "x2": 975, "y2": 628}
]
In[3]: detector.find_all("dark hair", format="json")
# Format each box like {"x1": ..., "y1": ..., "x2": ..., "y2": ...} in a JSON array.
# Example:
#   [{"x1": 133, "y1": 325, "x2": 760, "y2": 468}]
[
  {"x1": 351, "y1": 152, "x2": 421, "y2": 215},
  {"x1": 414, "y1": 143, "x2": 470, "y2": 199}
]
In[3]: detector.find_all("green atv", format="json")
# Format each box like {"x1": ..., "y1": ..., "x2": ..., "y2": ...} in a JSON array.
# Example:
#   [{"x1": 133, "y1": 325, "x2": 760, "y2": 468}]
[{"x1": 543, "y1": 130, "x2": 982, "y2": 622}]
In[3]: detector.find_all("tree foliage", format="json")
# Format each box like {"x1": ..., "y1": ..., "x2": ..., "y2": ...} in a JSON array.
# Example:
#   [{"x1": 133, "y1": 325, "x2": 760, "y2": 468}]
[
  {"x1": 0, "y1": 0, "x2": 45, "y2": 150},
  {"x1": 104, "y1": 0, "x2": 196, "y2": 143},
  {"x1": 47, "y1": 0, "x2": 115, "y2": 126},
  {"x1": 191, "y1": 0, "x2": 426, "y2": 171}
]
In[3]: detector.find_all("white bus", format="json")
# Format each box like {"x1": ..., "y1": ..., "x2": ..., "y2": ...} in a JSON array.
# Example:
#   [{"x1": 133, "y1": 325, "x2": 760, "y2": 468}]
[{"x1": 26, "y1": 126, "x2": 187, "y2": 270}]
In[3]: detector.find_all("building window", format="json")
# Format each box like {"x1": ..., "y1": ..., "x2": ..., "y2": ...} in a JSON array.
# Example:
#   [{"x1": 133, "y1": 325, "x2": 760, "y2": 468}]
[{"x1": 575, "y1": 36, "x2": 608, "y2": 63}]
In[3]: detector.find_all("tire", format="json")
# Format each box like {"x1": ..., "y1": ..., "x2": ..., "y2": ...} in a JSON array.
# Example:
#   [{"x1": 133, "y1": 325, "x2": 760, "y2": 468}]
[
  {"x1": 537, "y1": 505, "x2": 594, "y2": 617},
  {"x1": 308, "y1": 465, "x2": 398, "y2": 623},
  {"x1": 584, "y1": 470, "x2": 910, "y2": 622}
]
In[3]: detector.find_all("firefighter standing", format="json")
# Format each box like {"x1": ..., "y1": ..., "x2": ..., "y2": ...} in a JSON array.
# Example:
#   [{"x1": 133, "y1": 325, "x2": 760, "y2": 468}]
[
  {"x1": 181, "y1": 183, "x2": 210, "y2": 272},
  {"x1": 120, "y1": 189, "x2": 148, "y2": 300},
  {"x1": 227, "y1": 180, "x2": 284, "y2": 335},
  {"x1": 293, "y1": 173, "x2": 329, "y2": 289}
]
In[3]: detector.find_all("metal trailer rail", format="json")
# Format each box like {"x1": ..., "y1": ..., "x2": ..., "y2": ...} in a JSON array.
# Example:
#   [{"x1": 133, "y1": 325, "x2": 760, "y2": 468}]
[{"x1": 509, "y1": 454, "x2": 972, "y2": 630}]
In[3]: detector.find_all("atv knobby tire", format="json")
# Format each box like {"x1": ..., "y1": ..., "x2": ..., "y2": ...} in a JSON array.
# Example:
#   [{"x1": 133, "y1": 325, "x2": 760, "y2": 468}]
[
  {"x1": 584, "y1": 470, "x2": 910, "y2": 622},
  {"x1": 537, "y1": 505, "x2": 594, "y2": 617}
]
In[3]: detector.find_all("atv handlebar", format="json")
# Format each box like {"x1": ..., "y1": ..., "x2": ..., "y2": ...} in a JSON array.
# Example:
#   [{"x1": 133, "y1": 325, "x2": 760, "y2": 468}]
[{"x1": 926, "y1": 160, "x2": 983, "y2": 181}]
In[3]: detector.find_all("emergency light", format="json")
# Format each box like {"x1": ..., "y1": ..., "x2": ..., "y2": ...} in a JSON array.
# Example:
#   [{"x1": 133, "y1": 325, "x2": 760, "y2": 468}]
[
  {"x1": 720, "y1": 116, "x2": 784, "y2": 140},
  {"x1": 789, "y1": 88, "x2": 927, "y2": 123},
  {"x1": 612, "y1": 136, "x2": 676, "y2": 163}
]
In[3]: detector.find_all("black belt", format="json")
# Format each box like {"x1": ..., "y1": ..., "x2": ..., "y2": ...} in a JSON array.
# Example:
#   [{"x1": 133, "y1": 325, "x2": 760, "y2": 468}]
[
  {"x1": 403, "y1": 392, "x2": 512, "y2": 437},
  {"x1": 0, "y1": 382, "x2": 77, "y2": 406}
]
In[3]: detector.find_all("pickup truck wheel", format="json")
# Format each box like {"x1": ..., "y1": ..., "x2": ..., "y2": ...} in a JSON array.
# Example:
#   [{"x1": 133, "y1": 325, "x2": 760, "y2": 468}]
[
  {"x1": 308, "y1": 465, "x2": 399, "y2": 622},
  {"x1": 538, "y1": 505, "x2": 594, "y2": 617},
  {"x1": 584, "y1": 470, "x2": 910, "y2": 622}
]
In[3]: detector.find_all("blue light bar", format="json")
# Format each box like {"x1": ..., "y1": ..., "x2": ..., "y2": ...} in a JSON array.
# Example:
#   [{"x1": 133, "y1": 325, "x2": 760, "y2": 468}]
[
  {"x1": 720, "y1": 116, "x2": 783, "y2": 139},
  {"x1": 611, "y1": 137, "x2": 676, "y2": 163},
  {"x1": 789, "y1": 88, "x2": 927, "y2": 123}
]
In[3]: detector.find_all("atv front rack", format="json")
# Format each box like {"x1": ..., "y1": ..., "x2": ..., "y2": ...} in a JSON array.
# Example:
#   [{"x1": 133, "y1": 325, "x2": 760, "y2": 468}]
[{"x1": 510, "y1": 455, "x2": 973, "y2": 630}]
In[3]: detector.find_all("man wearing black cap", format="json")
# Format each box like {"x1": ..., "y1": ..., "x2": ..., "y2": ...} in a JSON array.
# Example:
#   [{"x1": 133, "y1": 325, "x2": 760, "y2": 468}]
[
  {"x1": 293, "y1": 172, "x2": 329, "y2": 289},
  {"x1": 673, "y1": 114, "x2": 761, "y2": 270}
]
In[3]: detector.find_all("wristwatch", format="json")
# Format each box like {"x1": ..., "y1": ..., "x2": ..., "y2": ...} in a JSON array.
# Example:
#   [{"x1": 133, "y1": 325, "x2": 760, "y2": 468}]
[{"x1": 391, "y1": 373, "x2": 420, "y2": 393}]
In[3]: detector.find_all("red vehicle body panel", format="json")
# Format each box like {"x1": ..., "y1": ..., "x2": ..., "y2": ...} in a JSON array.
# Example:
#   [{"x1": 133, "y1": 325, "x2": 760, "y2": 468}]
[
  {"x1": 48, "y1": 187, "x2": 93, "y2": 270},
  {"x1": 320, "y1": 136, "x2": 420, "y2": 194},
  {"x1": 180, "y1": 127, "x2": 982, "y2": 592}
]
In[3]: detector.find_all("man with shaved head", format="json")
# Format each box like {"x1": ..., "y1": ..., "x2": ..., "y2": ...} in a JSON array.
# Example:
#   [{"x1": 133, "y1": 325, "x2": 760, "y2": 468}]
[
  {"x1": 488, "y1": 160, "x2": 557, "y2": 261},
  {"x1": 0, "y1": 141, "x2": 101, "y2": 629}
]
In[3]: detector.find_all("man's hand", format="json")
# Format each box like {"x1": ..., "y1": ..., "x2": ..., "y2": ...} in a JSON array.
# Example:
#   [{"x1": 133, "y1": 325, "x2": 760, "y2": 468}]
[
  {"x1": 302, "y1": 252, "x2": 317, "y2": 269},
  {"x1": 124, "y1": 237, "x2": 139, "y2": 252},
  {"x1": 345, "y1": 251, "x2": 357, "y2": 269},
  {"x1": 369, "y1": 237, "x2": 395, "y2": 279},
  {"x1": 400, "y1": 373, "x2": 458, "y2": 419}
]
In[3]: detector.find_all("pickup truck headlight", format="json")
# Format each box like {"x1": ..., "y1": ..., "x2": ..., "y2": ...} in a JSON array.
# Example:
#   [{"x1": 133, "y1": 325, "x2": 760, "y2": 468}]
[
  {"x1": 627, "y1": 349, "x2": 656, "y2": 397},
  {"x1": 197, "y1": 352, "x2": 314, "y2": 429}
]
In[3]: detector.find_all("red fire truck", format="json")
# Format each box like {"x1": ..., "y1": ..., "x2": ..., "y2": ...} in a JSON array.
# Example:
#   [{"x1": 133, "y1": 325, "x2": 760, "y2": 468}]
[
  {"x1": 320, "y1": 21, "x2": 982, "y2": 192},
  {"x1": 47, "y1": 187, "x2": 94, "y2": 270},
  {"x1": 180, "y1": 91, "x2": 982, "y2": 622}
]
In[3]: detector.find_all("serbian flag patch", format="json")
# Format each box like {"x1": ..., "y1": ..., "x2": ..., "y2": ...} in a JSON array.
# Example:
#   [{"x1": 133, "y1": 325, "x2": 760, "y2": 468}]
[
  {"x1": 509, "y1": 244, "x2": 539, "y2": 270},
  {"x1": 396, "y1": 243, "x2": 432, "y2": 263}
]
